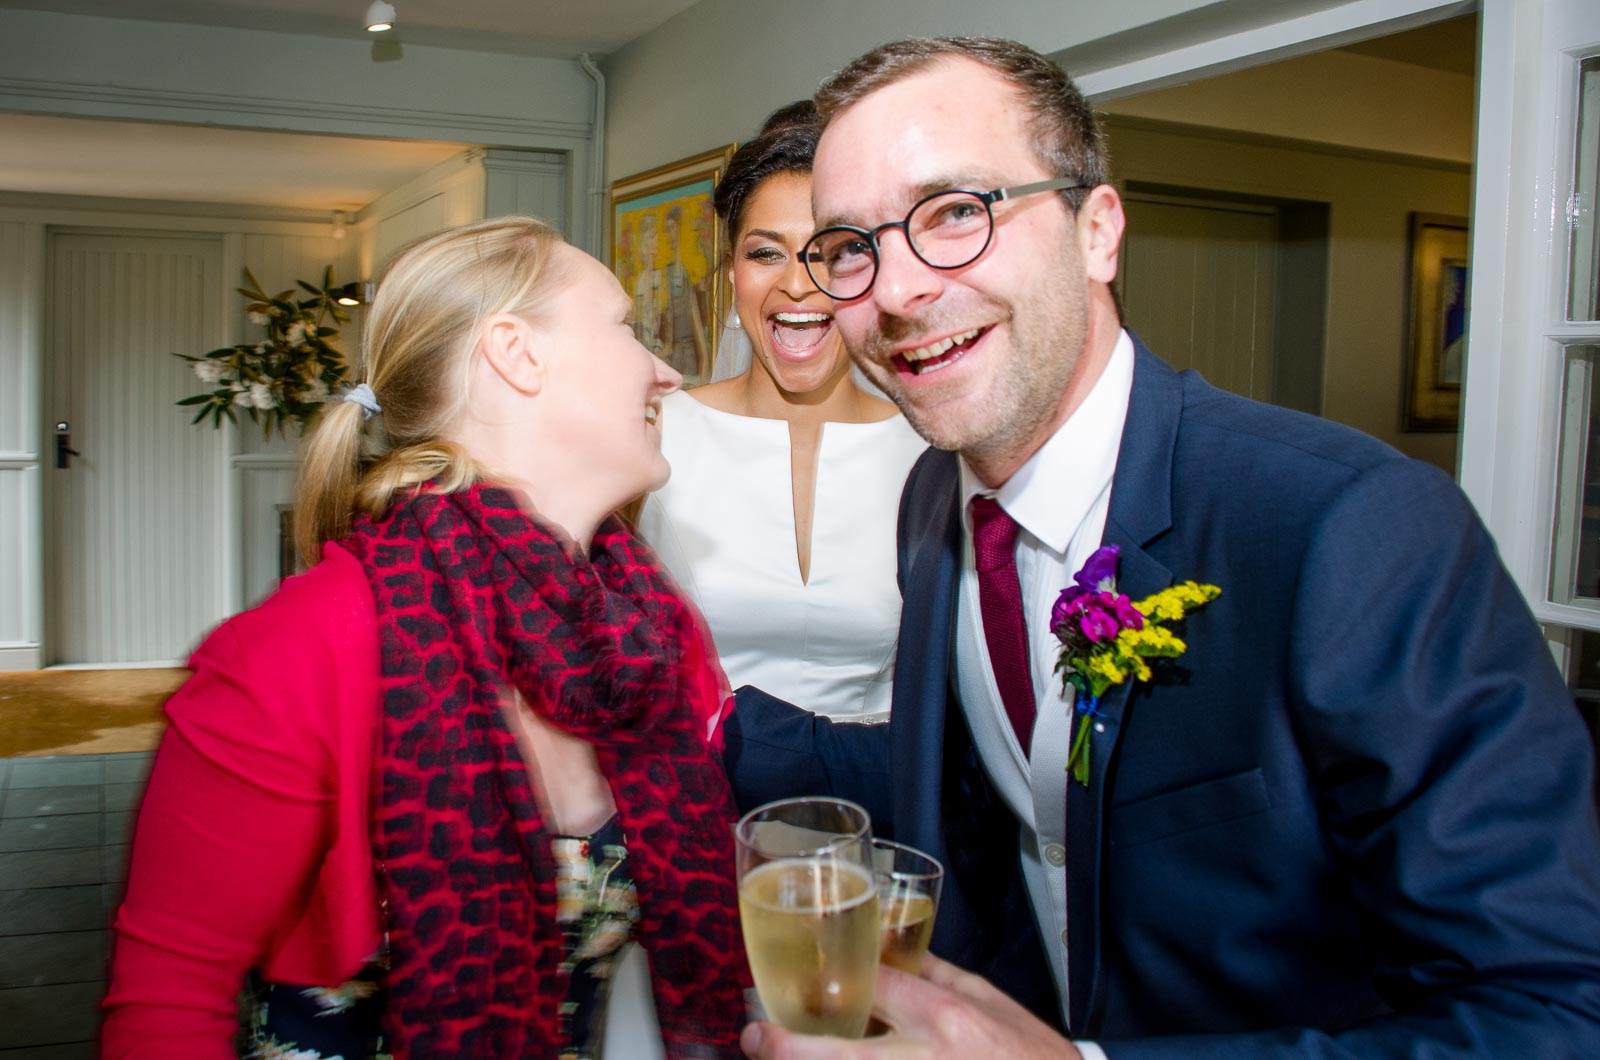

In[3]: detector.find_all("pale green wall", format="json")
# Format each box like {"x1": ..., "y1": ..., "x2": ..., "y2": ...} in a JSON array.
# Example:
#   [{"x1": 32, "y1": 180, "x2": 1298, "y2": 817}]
[{"x1": 600, "y1": 0, "x2": 1231, "y2": 181}]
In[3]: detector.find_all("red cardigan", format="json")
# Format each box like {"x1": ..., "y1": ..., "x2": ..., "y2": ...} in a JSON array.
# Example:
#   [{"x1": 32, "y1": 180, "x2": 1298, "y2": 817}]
[{"x1": 103, "y1": 544, "x2": 386, "y2": 1056}]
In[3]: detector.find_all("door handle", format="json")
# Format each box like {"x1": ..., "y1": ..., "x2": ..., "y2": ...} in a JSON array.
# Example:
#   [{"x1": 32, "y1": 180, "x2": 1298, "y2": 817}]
[{"x1": 55, "y1": 422, "x2": 81, "y2": 469}]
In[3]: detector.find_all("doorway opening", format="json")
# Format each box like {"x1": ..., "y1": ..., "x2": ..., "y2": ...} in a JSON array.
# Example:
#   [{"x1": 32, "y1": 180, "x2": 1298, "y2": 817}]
[{"x1": 1101, "y1": 12, "x2": 1476, "y2": 476}]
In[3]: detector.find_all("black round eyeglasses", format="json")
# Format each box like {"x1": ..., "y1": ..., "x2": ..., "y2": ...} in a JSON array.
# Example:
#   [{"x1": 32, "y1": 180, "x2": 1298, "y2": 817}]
[{"x1": 802, "y1": 177, "x2": 1091, "y2": 301}]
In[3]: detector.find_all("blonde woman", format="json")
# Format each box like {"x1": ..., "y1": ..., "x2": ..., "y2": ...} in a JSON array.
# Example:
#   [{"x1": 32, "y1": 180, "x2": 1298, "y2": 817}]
[{"x1": 103, "y1": 217, "x2": 747, "y2": 1059}]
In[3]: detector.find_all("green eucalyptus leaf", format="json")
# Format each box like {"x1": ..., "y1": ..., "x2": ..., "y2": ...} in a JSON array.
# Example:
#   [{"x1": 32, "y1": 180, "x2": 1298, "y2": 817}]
[{"x1": 185, "y1": 265, "x2": 348, "y2": 437}]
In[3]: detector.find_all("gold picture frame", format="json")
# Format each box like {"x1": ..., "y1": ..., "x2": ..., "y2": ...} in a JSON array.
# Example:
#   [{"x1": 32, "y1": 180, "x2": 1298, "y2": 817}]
[
  {"x1": 1402, "y1": 212, "x2": 1470, "y2": 432},
  {"x1": 610, "y1": 144, "x2": 736, "y2": 387}
]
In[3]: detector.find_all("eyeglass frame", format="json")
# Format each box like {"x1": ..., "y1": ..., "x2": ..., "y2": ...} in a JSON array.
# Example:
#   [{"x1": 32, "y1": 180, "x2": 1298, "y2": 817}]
[{"x1": 802, "y1": 176, "x2": 1092, "y2": 300}]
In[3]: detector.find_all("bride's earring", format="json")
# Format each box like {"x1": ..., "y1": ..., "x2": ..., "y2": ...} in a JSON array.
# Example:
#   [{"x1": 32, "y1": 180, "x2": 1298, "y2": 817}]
[{"x1": 728, "y1": 313, "x2": 743, "y2": 331}]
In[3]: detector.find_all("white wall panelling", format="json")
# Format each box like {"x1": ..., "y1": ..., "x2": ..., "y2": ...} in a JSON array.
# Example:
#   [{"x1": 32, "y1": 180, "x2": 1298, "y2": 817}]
[
  {"x1": 0, "y1": 221, "x2": 44, "y2": 665},
  {"x1": 0, "y1": 221, "x2": 43, "y2": 454},
  {"x1": 236, "y1": 458, "x2": 299, "y2": 610},
  {"x1": 483, "y1": 150, "x2": 570, "y2": 229},
  {"x1": 358, "y1": 150, "x2": 490, "y2": 279},
  {"x1": 0, "y1": 466, "x2": 41, "y2": 663}
]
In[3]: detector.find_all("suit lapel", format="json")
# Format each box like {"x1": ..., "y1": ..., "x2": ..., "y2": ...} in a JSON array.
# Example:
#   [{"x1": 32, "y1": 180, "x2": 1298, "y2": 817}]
[
  {"x1": 1067, "y1": 339, "x2": 1181, "y2": 1034},
  {"x1": 889, "y1": 451, "x2": 966, "y2": 919}
]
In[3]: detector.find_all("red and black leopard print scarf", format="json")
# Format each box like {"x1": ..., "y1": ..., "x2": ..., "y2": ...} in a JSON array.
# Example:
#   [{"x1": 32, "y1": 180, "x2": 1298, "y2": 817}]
[{"x1": 343, "y1": 484, "x2": 747, "y2": 1058}]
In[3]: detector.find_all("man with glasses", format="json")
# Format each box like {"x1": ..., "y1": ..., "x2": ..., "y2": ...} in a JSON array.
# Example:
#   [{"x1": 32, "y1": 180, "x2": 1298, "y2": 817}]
[{"x1": 741, "y1": 35, "x2": 1600, "y2": 1060}]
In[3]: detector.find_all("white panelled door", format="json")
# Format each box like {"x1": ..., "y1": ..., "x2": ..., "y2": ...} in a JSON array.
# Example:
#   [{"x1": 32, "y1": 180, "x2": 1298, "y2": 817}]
[{"x1": 45, "y1": 231, "x2": 227, "y2": 665}]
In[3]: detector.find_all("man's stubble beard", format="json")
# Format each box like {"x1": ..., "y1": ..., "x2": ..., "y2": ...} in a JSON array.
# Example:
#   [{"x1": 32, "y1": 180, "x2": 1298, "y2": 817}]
[{"x1": 851, "y1": 257, "x2": 1088, "y2": 465}]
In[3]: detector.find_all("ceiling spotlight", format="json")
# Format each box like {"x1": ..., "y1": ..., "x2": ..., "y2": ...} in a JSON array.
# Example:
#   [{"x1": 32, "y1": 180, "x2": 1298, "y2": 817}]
[{"x1": 365, "y1": 1, "x2": 395, "y2": 32}]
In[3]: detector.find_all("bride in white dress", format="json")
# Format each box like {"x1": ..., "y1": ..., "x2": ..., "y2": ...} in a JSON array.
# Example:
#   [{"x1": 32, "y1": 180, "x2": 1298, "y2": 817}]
[{"x1": 635, "y1": 103, "x2": 926, "y2": 818}]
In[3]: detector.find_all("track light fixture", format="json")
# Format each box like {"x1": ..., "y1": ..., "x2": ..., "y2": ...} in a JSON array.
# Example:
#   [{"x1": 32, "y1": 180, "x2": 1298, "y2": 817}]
[
  {"x1": 365, "y1": 1, "x2": 395, "y2": 33},
  {"x1": 334, "y1": 281, "x2": 375, "y2": 307}
]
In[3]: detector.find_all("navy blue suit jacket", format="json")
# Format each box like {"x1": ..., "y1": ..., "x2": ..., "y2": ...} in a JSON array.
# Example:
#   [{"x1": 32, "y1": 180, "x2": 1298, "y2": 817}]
[{"x1": 888, "y1": 341, "x2": 1600, "y2": 1056}]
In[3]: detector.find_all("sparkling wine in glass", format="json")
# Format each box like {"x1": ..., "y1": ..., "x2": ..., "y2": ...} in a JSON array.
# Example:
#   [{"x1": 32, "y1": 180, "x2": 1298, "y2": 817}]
[
  {"x1": 873, "y1": 839, "x2": 944, "y2": 975},
  {"x1": 736, "y1": 797, "x2": 879, "y2": 1038}
]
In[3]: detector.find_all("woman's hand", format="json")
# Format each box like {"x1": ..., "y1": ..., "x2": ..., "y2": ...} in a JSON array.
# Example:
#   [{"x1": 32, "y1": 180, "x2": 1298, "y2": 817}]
[{"x1": 740, "y1": 954, "x2": 1082, "y2": 1059}]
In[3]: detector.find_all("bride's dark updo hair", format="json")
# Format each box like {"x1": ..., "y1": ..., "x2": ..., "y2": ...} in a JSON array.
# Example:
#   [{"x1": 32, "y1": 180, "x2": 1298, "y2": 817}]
[{"x1": 712, "y1": 100, "x2": 820, "y2": 251}]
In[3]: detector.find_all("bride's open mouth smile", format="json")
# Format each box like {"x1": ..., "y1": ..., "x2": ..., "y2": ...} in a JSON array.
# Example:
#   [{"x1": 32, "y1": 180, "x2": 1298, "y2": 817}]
[{"x1": 768, "y1": 309, "x2": 834, "y2": 360}]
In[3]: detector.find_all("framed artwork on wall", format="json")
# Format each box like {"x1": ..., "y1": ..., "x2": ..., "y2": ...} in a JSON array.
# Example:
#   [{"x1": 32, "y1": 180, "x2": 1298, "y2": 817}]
[
  {"x1": 1403, "y1": 212, "x2": 1470, "y2": 432},
  {"x1": 610, "y1": 144, "x2": 736, "y2": 387}
]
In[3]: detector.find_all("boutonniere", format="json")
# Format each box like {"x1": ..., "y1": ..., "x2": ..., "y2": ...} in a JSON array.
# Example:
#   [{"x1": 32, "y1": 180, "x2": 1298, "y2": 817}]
[{"x1": 1051, "y1": 545, "x2": 1220, "y2": 786}]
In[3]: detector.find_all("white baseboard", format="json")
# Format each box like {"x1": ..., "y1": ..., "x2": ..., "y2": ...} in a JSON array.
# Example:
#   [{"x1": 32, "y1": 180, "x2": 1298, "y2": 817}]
[
  {"x1": 0, "y1": 645, "x2": 42, "y2": 671},
  {"x1": 45, "y1": 660, "x2": 184, "y2": 671}
]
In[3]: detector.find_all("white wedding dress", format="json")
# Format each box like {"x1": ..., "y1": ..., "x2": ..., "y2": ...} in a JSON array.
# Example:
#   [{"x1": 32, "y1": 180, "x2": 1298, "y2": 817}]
[{"x1": 637, "y1": 389, "x2": 928, "y2": 722}]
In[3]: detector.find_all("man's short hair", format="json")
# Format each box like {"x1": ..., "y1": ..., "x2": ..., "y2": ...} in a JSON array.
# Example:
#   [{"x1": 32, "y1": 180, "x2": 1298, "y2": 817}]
[{"x1": 814, "y1": 36, "x2": 1108, "y2": 210}]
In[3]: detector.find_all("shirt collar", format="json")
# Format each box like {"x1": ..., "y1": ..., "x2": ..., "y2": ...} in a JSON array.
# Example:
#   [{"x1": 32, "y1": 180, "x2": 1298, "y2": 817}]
[{"x1": 959, "y1": 329, "x2": 1135, "y2": 555}]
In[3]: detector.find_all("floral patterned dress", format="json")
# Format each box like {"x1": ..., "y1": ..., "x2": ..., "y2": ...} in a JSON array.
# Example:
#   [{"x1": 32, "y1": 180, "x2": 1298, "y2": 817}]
[{"x1": 245, "y1": 817, "x2": 639, "y2": 1060}]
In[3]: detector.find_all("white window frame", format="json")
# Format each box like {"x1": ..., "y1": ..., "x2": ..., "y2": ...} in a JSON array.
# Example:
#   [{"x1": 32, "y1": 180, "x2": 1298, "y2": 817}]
[{"x1": 1456, "y1": 0, "x2": 1600, "y2": 629}]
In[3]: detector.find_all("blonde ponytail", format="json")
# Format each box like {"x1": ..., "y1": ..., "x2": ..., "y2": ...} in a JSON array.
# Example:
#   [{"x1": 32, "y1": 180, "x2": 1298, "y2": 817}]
[
  {"x1": 354, "y1": 441, "x2": 484, "y2": 518},
  {"x1": 292, "y1": 216, "x2": 567, "y2": 566},
  {"x1": 294, "y1": 397, "x2": 366, "y2": 568}
]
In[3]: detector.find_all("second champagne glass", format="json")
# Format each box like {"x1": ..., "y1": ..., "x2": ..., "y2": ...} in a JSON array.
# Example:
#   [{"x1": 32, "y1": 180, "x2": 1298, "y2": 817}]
[
  {"x1": 872, "y1": 839, "x2": 944, "y2": 974},
  {"x1": 736, "y1": 797, "x2": 879, "y2": 1038}
]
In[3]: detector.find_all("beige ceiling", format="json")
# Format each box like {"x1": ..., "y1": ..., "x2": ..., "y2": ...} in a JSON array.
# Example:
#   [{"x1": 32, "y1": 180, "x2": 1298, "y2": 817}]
[
  {"x1": 0, "y1": 0, "x2": 703, "y2": 58},
  {"x1": 1339, "y1": 13, "x2": 1477, "y2": 78},
  {"x1": 0, "y1": 112, "x2": 468, "y2": 210}
]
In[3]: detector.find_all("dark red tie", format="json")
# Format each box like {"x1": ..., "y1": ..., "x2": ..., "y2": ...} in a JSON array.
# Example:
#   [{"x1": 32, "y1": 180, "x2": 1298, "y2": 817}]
[{"x1": 970, "y1": 497, "x2": 1036, "y2": 754}]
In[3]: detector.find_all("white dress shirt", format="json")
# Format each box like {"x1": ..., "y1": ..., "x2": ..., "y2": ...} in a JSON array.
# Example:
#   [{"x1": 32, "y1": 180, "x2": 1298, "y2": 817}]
[{"x1": 953, "y1": 330, "x2": 1134, "y2": 1052}]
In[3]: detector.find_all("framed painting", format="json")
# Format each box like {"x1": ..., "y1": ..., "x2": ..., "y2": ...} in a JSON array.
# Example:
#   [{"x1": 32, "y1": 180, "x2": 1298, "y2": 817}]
[
  {"x1": 610, "y1": 144, "x2": 736, "y2": 387},
  {"x1": 1402, "y1": 212, "x2": 1470, "y2": 432}
]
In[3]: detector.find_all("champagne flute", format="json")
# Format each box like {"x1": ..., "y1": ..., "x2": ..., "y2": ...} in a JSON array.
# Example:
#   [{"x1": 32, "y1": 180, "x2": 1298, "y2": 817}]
[
  {"x1": 872, "y1": 839, "x2": 945, "y2": 974},
  {"x1": 736, "y1": 797, "x2": 880, "y2": 1038}
]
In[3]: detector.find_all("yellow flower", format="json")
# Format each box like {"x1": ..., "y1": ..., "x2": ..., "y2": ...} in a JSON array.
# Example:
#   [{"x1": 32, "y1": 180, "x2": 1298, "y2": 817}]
[{"x1": 1134, "y1": 581, "x2": 1220, "y2": 623}]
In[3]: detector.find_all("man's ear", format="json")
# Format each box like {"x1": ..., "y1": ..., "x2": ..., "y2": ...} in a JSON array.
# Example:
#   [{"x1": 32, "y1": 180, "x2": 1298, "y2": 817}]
[
  {"x1": 478, "y1": 313, "x2": 545, "y2": 396},
  {"x1": 1076, "y1": 185, "x2": 1126, "y2": 287}
]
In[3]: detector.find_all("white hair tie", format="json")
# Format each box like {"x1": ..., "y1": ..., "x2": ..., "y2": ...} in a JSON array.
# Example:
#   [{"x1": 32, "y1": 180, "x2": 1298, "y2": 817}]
[{"x1": 342, "y1": 383, "x2": 382, "y2": 420}]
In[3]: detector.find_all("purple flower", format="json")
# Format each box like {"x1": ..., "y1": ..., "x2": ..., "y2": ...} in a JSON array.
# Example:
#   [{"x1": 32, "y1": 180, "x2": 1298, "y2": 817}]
[
  {"x1": 1109, "y1": 593, "x2": 1145, "y2": 631},
  {"x1": 1075, "y1": 545, "x2": 1120, "y2": 593},
  {"x1": 1078, "y1": 607, "x2": 1121, "y2": 644},
  {"x1": 1051, "y1": 585, "x2": 1089, "y2": 630}
]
